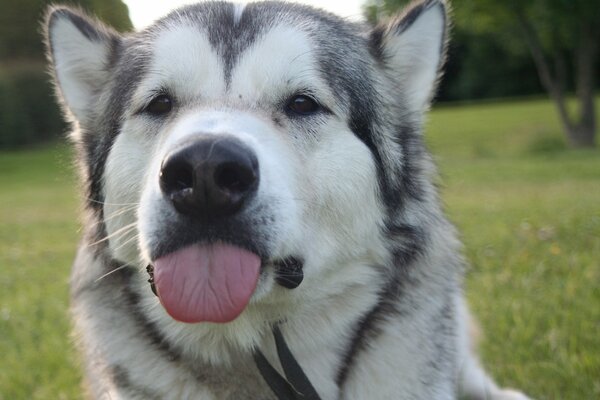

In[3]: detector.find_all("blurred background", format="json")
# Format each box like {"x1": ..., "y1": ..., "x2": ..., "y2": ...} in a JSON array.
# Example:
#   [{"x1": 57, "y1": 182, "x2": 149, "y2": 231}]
[{"x1": 0, "y1": 0, "x2": 598, "y2": 399}]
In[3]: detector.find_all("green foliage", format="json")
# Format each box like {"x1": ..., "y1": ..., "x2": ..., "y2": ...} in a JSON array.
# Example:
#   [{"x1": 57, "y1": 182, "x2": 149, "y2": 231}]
[
  {"x1": 455, "y1": 0, "x2": 600, "y2": 53},
  {"x1": 438, "y1": 30, "x2": 542, "y2": 101},
  {"x1": 0, "y1": 99, "x2": 599, "y2": 398},
  {"x1": 0, "y1": 0, "x2": 132, "y2": 148},
  {"x1": 366, "y1": 0, "x2": 600, "y2": 54},
  {"x1": 363, "y1": 0, "x2": 411, "y2": 24},
  {"x1": 364, "y1": 0, "x2": 600, "y2": 102},
  {"x1": 0, "y1": 0, "x2": 132, "y2": 61},
  {"x1": 0, "y1": 64, "x2": 66, "y2": 148}
]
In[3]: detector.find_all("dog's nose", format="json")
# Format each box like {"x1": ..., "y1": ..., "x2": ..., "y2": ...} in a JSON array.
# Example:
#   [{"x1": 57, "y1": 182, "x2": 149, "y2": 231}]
[{"x1": 159, "y1": 137, "x2": 259, "y2": 217}]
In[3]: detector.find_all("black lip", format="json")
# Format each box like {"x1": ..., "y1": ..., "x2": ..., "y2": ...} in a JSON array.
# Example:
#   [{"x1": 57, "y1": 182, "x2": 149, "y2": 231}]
[
  {"x1": 146, "y1": 253, "x2": 304, "y2": 297},
  {"x1": 148, "y1": 210, "x2": 272, "y2": 262},
  {"x1": 272, "y1": 256, "x2": 304, "y2": 289}
]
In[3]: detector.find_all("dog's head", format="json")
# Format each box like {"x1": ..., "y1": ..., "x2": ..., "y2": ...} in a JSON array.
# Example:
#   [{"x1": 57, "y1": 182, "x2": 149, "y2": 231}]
[{"x1": 46, "y1": 1, "x2": 448, "y2": 325}]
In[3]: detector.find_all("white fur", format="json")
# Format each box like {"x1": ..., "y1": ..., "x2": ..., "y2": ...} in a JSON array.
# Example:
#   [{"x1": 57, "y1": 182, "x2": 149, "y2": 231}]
[
  {"x1": 230, "y1": 24, "x2": 337, "y2": 111},
  {"x1": 48, "y1": 14, "x2": 113, "y2": 123},
  {"x1": 233, "y1": 3, "x2": 246, "y2": 26},
  {"x1": 383, "y1": 2, "x2": 446, "y2": 111},
  {"x1": 133, "y1": 25, "x2": 227, "y2": 108}
]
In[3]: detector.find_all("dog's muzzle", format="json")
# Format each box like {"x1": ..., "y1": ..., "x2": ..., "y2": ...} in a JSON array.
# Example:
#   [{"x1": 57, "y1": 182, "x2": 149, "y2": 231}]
[
  {"x1": 146, "y1": 138, "x2": 317, "y2": 397},
  {"x1": 145, "y1": 136, "x2": 305, "y2": 302}
]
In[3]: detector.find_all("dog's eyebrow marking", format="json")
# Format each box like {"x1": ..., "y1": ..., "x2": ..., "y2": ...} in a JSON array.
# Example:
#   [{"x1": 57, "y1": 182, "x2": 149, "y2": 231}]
[{"x1": 233, "y1": 3, "x2": 246, "y2": 27}]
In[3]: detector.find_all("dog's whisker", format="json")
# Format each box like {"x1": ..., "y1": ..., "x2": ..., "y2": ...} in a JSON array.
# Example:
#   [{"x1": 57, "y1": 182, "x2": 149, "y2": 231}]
[
  {"x1": 94, "y1": 262, "x2": 134, "y2": 283},
  {"x1": 102, "y1": 205, "x2": 138, "y2": 220},
  {"x1": 111, "y1": 233, "x2": 141, "y2": 254},
  {"x1": 87, "y1": 222, "x2": 137, "y2": 247},
  {"x1": 85, "y1": 206, "x2": 139, "y2": 230},
  {"x1": 85, "y1": 198, "x2": 141, "y2": 207}
]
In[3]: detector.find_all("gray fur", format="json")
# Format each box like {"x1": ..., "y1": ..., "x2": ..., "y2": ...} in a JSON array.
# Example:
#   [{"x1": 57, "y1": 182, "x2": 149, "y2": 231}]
[{"x1": 45, "y1": 1, "x2": 530, "y2": 399}]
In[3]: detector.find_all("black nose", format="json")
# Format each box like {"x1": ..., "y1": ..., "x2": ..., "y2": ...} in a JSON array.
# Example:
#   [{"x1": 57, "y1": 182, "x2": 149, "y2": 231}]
[{"x1": 159, "y1": 137, "x2": 259, "y2": 218}]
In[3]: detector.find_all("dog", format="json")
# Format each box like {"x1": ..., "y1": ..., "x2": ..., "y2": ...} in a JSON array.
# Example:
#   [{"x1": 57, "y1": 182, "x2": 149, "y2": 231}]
[{"x1": 45, "y1": 1, "x2": 531, "y2": 398}]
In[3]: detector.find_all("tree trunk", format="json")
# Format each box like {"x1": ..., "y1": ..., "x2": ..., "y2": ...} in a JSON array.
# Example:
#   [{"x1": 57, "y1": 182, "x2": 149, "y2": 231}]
[
  {"x1": 571, "y1": 21, "x2": 597, "y2": 148},
  {"x1": 516, "y1": 12, "x2": 598, "y2": 148}
]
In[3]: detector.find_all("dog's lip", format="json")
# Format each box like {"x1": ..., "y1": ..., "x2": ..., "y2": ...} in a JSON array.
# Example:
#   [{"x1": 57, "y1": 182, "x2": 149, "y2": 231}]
[
  {"x1": 146, "y1": 251, "x2": 305, "y2": 295},
  {"x1": 150, "y1": 239, "x2": 302, "y2": 269},
  {"x1": 150, "y1": 238, "x2": 266, "y2": 264},
  {"x1": 270, "y1": 256, "x2": 304, "y2": 289}
]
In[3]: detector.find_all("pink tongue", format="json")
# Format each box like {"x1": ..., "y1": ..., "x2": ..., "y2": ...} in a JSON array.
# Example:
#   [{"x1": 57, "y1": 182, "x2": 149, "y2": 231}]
[{"x1": 153, "y1": 243, "x2": 261, "y2": 323}]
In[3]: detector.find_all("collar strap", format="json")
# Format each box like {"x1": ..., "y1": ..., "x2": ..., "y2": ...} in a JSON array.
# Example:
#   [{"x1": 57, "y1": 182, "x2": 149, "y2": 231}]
[{"x1": 253, "y1": 325, "x2": 322, "y2": 400}]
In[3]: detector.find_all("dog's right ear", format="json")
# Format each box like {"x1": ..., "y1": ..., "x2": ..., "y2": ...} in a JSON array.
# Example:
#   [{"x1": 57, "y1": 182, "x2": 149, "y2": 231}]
[
  {"x1": 369, "y1": 0, "x2": 448, "y2": 112},
  {"x1": 44, "y1": 7, "x2": 121, "y2": 123}
]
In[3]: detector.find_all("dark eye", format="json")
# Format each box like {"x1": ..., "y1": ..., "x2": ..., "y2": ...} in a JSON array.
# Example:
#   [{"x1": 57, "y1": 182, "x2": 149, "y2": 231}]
[
  {"x1": 144, "y1": 94, "x2": 173, "y2": 116},
  {"x1": 286, "y1": 95, "x2": 321, "y2": 116}
]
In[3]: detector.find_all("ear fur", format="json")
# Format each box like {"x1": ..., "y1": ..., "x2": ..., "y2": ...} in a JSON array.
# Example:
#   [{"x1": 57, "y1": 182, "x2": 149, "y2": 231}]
[
  {"x1": 370, "y1": 0, "x2": 449, "y2": 111},
  {"x1": 44, "y1": 6, "x2": 121, "y2": 123}
]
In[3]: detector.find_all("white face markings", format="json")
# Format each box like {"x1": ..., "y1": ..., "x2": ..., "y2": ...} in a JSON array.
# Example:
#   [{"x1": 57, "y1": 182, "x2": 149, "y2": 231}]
[
  {"x1": 104, "y1": 25, "x2": 225, "y2": 264},
  {"x1": 232, "y1": 2, "x2": 246, "y2": 27},
  {"x1": 130, "y1": 24, "x2": 227, "y2": 114},
  {"x1": 229, "y1": 24, "x2": 333, "y2": 109},
  {"x1": 228, "y1": 24, "x2": 386, "y2": 274},
  {"x1": 103, "y1": 123, "x2": 156, "y2": 263},
  {"x1": 105, "y1": 17, "x2": 386, "y2": 282}
]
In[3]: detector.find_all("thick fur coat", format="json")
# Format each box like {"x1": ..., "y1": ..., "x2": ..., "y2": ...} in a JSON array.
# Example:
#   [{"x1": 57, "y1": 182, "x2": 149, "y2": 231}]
[{"x1": 45, "y1": 1, "x2": 530, "y2": 399}]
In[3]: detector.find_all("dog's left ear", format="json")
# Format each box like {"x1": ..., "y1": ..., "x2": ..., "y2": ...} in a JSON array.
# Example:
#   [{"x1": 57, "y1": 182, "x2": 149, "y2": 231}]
[
  {"x1": 370, "y1": 0, "x2": 448, "y2": 112},
  {"x1": 44, "y1": 7, "x2": 121, "y2": 124}
]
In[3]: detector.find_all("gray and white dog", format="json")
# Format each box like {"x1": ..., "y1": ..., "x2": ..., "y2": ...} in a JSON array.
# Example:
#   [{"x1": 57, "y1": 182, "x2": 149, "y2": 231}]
[{"x1": 45, "y1": 1, "x2": 531, "y2": 399}]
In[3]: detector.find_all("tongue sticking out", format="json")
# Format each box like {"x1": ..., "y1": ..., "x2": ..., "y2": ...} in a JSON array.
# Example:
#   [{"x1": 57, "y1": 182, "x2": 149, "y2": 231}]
[{"x1": 152, "y1": 243, "x2": 261, "y2": 323}]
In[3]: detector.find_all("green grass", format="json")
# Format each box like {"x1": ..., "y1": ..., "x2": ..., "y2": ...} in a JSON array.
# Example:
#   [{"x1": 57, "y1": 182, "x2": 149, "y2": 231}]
[
  {"x1": 0, "y1": 145, "x2": 82, "y2": 400},
  {"x1": 426, "y1": 98, "x2": 600, "y2": 399},
  {"x1": 0, "y1": 98, "x2": 598, "y2": 399}
]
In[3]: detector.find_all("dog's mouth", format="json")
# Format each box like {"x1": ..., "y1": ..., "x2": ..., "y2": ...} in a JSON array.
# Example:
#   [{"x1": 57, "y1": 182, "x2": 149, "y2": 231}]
[
  {"x1": 148, "y1": 243, "x2": 304, "y2": 324},
  {"x1": 150, "y1": 242, "x2": 261, "y2": 323}
]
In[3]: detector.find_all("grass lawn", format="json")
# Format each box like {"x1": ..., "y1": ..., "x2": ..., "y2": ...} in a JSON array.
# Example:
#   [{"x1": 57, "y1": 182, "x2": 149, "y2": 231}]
[
  {"x1": 1, "y1": 97, "x2": 599, "y2": 399},
  {"x1": 0, "y1": 145, "x2": 81, "y2": 399},
  {"x1": 427, "y1": 98, "x2": 600, "y2": 399}
]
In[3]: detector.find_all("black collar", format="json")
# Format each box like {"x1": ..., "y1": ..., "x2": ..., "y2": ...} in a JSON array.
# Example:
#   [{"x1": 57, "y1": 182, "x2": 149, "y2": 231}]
[{"x1": 253, "y1": 325, "x2": 322, "y2": 400}]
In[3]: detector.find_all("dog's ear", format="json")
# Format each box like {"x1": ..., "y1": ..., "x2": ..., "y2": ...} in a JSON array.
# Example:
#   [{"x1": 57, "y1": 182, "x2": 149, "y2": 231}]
[
  {"x1": 44, "y1": 7, "x2": 121, "y2": 123},
  {"x1": 370, "y1": 0, "x2": 448, "y2": 112}
]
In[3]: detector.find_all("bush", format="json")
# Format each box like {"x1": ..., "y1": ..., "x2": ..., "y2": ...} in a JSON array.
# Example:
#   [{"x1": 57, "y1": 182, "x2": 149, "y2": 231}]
[{"x1": 0, "y1": 64, "x2": 66, "y2": 148}]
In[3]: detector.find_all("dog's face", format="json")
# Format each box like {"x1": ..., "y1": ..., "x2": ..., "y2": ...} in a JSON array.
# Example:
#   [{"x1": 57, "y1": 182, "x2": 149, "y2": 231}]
[{"x1": 46, "y1": 1, "x2": 446, "y2": 324}]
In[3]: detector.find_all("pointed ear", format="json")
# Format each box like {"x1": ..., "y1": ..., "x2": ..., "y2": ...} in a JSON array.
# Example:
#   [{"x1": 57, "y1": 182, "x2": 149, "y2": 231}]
[
  {"x1": 44, "y1": 7, "x2": 121, "y2": 123},
  {"x1": 370, "y1": 0, "x2": 449, "y2": 111}
]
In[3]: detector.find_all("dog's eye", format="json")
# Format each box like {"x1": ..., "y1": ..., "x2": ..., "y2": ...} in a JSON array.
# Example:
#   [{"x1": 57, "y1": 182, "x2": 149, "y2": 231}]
[
  {"x1": 286, "y1": 95, "x2": 321, "y2": 116},
  {"x1": 144, "y1": 94, "x2": 173, "y2": 116}
]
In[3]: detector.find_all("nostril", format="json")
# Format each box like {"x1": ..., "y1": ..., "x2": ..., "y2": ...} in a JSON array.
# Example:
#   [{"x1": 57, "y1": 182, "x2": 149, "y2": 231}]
[
  {"x1": 214, "y1": 162, "x2": 257, "y2": 193},
  {"x1": 160, "y1": 160, "x2": 194, "y2": 195},
  {"x1": 159, "y1": 137, "x2": 260, "y2": 217}
]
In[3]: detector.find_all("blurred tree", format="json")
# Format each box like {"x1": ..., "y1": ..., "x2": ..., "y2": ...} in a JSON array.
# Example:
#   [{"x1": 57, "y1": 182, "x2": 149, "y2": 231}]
[
  {"x1": 0, "y1": 0, "x2": 132, "y2": 61},
  {"x1": 365, "y1": 0, "x2": 599, "y2": 148},
  {"x1": 0, "y1": 0, "x2": 132, "y2": 148}
]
